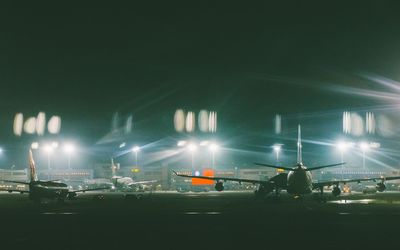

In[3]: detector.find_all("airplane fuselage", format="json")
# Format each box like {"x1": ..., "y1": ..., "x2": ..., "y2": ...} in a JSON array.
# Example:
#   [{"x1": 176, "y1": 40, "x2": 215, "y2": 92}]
[
  {"x1": 286, "y1": 166, "x2": 313, "y2": 195},
  {"x1": 29, "y1": 181, "x2": 69, "y2": 201}
]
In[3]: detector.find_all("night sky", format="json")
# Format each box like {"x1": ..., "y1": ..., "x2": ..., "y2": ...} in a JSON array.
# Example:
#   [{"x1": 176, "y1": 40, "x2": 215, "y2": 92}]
[{"x1": 1, "y1": 2, "x2": 400, "y2": 167}]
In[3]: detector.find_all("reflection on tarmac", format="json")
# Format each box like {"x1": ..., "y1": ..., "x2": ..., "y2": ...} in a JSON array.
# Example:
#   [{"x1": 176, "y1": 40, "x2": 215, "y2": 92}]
[
  {"x1": 2, "y1": 191, "x2": 400, "y2": 248},
  {"x1": 328, "y1": 199, "x2": 376, "y2": 204}
]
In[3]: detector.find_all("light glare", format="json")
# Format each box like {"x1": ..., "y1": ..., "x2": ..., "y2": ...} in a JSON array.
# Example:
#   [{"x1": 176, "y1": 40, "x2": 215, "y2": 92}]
[
  {"x1": 188, "y1": 143, "x2": 197, "y2": 152},
  {"x1": 31, "y1": 142, "x2": 39, "y2": 150},
  {"x1": 209, "y1": 143, "x2": 219, "y2": 152},
  {"x1": 132, "y1": 146, "x2": 140, "y2": 153},
  {"x1": 44, "y1": 145, "x2": 54, "y2": 153},
  {"x1": 64, "y1": 144, "x2": 75, "y2": 154}
]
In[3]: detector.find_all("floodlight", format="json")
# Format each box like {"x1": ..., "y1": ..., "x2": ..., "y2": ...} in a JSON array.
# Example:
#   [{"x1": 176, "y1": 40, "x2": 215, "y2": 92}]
[
  {"x1": 188, "y1": 143, "x2": 197, "y2": 152},
  {"x1": 273, "y1": 145, "x2": 281, "y2": 153},
  {"x1": 209, "y1": 143, "x2": 219, "y2": 152},
  {"x1": 64, "y1": 143, "x2": 75, "y2": 154},
  {"x1": 360, "y1": 142, "x2": 370, "y2": 151},
  {"x1": 132, "y1": 146, "x2": 140, "y2": 153},
  {"x1": 44, "y1": 145, "x2": 53, "y2": 153}
]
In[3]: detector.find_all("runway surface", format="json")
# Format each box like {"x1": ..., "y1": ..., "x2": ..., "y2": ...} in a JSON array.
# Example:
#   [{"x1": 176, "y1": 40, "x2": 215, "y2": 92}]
[{"x1": 1, "y1": 190, "x2": 400, "y2": 249}]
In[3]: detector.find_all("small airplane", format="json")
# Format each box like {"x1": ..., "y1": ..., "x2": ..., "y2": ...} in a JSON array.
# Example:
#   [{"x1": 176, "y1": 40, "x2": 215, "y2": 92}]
[
  {"x1": 110, "y1": 158, "x2": 157, "y2": 191},
  {"x1": 0, "y1": 150, "x2": 109, "y2": 203},
  {"x1": 174, "y1": 125, "x2": 400, "y2": 198}
]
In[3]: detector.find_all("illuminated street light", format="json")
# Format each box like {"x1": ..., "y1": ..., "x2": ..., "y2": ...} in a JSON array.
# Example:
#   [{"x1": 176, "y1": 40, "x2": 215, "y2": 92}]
[
  {"x1": 272, "y1": 144, "x2": 282, "y2": 165},
  {"x1": 31, "y1": 142, "x2": 39, "y2": 150},
  {"x1": 336, "y1": 141, "x2": 350, "y2": 180},
  {"x1": 44, "y1": 144, "x2": 54, "y2": 154},
  {"x1": 51, "y1": 142, "x2": 59, "y2": 149},
  {"x1": 360, "y1": 142, "x2": 370, "y2": 171},
  {"x1": 64, "y1": 143, "x2": 75, "y2": 169},
  {"x1": 44, "y1": 144, "x2": 53, "y2": 179},
  {"x1": 187, "y1": 143, "x2": 197, "y2": 152},
  {"x1": 209, "y1": 143, "x2": 219, "y2": 168},
  {"x1": 360, "y1": 142, "x2": 370, "y2": 151},
  {"x1": 187, "y1": 143, "x2": 197, "y2": 170},
  {"x1": 132, "y1": 146, "x2": 140, "y2": 167}
]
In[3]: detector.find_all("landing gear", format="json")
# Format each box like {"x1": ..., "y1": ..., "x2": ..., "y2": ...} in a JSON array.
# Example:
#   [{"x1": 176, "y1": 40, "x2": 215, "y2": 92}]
[
  {"x1": 332, "y1": 186, "x2": 341, "y2": 197},
  {"x1": 312, "y1": 188, "x2": 326, "y2": 203},
  {"x1": 255, "y1": 185, "x2": 280, "y2": 202},
  {"x1": 274, "y1": 188, "x2": 281, "y2": 197}
]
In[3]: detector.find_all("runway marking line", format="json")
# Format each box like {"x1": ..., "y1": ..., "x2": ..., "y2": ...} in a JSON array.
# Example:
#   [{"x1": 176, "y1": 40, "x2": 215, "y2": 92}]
[
  {"x1": 41, "y1": 212, "x2": 77, "y2": 215},
  {"x1": 184, "y1": 212, "x2": 221, "y2": 215}
]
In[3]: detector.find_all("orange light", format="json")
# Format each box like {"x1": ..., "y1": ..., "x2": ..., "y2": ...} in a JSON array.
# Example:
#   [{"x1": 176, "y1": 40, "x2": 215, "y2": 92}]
[{"x1": 192, "y1": 169, "x2": 214, "y2": 185}]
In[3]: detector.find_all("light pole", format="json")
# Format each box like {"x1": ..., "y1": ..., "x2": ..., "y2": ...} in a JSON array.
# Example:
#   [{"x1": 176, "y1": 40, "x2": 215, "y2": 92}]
[
  {"x1": 336, "y1": 142, "x2": 348, "y2": 180},
  {"x1": 360, "y1": 142, "x2": 370, "y2": 173},
  {"x1": 187, "y1": 143, "x2": 197, "y2": 171},
  {"x1": 64, "y1": 143, "x2": 75, "y2": 169},
  {"x1": 132, "y1": 146, "x2": 140, "y2": 167},
  {"x1": 209, "y1": 143, "x2": 219, "y2": 168},
  {"x1": 272, "y1": 144, "x2": 281, "y2": 165},
  {"x1": 44, "y1": 145, "x2": 53, "y2": 180}
]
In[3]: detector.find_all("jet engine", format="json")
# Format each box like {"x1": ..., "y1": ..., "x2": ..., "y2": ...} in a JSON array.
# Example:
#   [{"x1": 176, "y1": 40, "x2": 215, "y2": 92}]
[
  {"x1": 376, "y1": 182, "x2": 386, "y2": 192},
  {"x1": 332, "y1": 186, "x2": 341, "y2": 196},
  {"x1": 215, "y1": 182, "x2": 224, "y2": 192}
]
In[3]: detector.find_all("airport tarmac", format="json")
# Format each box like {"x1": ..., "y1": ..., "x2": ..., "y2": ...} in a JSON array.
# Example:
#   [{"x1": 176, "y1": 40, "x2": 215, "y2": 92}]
[{"x1": 1, "y1": 190, "x2": 400, "y2": 249}]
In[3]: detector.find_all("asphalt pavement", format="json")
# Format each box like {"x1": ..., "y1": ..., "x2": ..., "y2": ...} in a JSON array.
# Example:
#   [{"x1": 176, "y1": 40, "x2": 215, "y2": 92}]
[{"x1": 1, "y1": 190, "x2": 399, "y2": 249}]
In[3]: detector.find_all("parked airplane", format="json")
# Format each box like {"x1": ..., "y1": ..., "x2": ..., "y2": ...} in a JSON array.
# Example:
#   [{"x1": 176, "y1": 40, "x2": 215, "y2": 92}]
[
  {"x1": 110, "y1": 158, "x2": 157, "y2": 191},
  {"x1": 0, "y1": 150, "x2": 108, "y2": 202},
  {"x1": 174, "y1": 125, "x2": 400, "y2": 198}
]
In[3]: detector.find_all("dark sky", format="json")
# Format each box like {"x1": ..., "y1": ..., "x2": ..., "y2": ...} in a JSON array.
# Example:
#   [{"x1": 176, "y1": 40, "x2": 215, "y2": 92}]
[{"x1": 1, "y1": 2, "x2": 400, "y2": 150}]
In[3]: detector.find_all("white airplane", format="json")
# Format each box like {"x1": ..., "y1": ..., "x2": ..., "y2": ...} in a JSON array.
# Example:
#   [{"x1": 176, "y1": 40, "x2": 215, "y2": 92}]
[
  {"x1": 174, "y1": 125, "x2": 400, "y2": 198},
  {"x1": 110, "y1": 159, "x2": 157, "y2": 191},
  {"x1": 1, "y1": 150, "x2": 109, "y2": 203}
]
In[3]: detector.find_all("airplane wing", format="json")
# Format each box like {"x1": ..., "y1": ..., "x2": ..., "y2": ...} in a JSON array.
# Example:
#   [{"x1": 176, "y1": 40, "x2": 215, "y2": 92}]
[
  {"x1": 312, "y1": 176, "x2": 400, "y2": 189},
  {"x1": 69, "y1": 187, "x2": 111, "y2": 193},
  {"x1": 307, "y1": 162, "x2": 346, "y2": 171},
  {"x1": 253, "y1": 163, "x2": 293, "y2": 171},
  {"x1": 127, "y1": 180, "x2": 158, "y2": 186},
  {"x1": 0, "y1": 189, "x2": 29, "y2": 193},
  {"x1": 254, "y1": 162, "x2": 346, "y2": 171},
  {"x1": 0, "y1": 180, "x2": 30, "y2": 185},
  {"x1": 172, "y1": 171, "x2": 268, "y2": 185}
]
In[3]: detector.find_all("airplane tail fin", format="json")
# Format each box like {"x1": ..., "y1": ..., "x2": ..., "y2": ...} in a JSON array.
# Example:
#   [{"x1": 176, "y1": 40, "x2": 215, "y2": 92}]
[
  {"x1": 297, "y1": 125, "x2": 302, "y2": 165},
  {"x1": 111, "y1": 158, "x2": 120, "y2": 177},
  {"x1": 29, "y1": 150, "x2": 38, "y2": 182}
]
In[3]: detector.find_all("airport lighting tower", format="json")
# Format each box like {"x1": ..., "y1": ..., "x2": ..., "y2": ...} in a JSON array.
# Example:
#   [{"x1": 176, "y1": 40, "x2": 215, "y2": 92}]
[
  {"x1": 209, "y1": 143, "x2": 219, "y2": 168},
  {"x1": 44, "y1": 144, "x2": 54, "y2": 180},
  {"x1": 132, "y1": 146, "x2": 140, "y2": 167},
  {"x1": 360, "y1": 142, "x2": 370, "y2": 172},
  {"x1": 64, "y1": 143, "x2": 75, "y2": 169},
  {"x1": 272, "y1": 144, "x2": 282, "y2": 165},
  {"x1": 336, "y1": 141, "x2": 349, "y2": 180},
  {"x1": 187, "y1": 143, "x2": 197, "y2": 171}
]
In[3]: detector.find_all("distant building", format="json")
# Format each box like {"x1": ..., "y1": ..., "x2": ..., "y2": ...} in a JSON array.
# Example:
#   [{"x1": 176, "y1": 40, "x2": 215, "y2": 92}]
[
  {"x1": 37, "y1": 169, "x2": 93, "y2": 183},
  {"x1": 0, "y1": 169, "x2": 28, "y2": 182}
]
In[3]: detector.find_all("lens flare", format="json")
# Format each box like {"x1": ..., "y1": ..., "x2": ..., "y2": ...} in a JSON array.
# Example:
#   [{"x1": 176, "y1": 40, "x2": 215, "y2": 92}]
[
  {"x1": 48, "y1": 116, "x2": 61, "y2": 134},
  {"x1": 13, "y1": 113, "x2": 24, "y2": 136},
  {"x1": 174, "y1": 109, "x2": 185, "y2": 132},
  {"x1": 24, "y1": 117, "x2": 37, "y2": 134}
]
